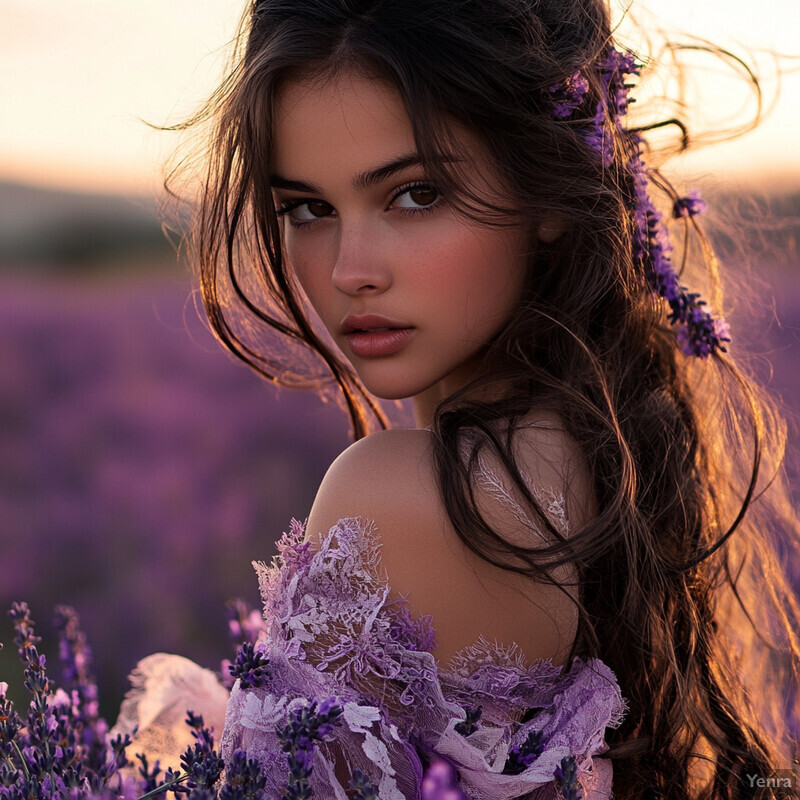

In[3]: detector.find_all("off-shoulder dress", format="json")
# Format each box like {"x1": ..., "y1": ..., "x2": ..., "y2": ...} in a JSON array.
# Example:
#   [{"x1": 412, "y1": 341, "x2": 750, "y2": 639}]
[{"x1": 114, "y1": 443, "x2": 627, "y2": 799}]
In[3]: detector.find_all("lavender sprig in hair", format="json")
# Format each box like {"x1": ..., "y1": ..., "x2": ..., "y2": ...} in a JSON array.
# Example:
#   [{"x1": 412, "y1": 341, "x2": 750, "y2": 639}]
[
  {"x1": 549, "y1": 46, "x2": 730, "y2": 358},
  {"x1": 548, "y1": 72, "x2": 589, "y2": 120}
]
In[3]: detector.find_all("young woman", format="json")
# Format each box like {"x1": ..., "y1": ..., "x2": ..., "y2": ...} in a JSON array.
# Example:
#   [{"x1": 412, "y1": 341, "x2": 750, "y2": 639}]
[{"x1": 122, "y1": 0, "x2": 800, "y2": 797}]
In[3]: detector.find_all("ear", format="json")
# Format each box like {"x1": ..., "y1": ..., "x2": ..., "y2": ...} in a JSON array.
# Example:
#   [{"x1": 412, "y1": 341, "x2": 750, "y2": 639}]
[{"x1": 536, "y1": 214, "x2": 568, "y2": 244}]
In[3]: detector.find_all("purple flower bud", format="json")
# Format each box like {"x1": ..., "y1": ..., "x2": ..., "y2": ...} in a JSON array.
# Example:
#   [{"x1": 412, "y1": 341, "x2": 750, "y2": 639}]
[
  {"x1": 45, "y1": 709, "x2": 58, "y2": 734},
  {"x1": 276, "y1": 698, "x2": 344, "y2": 798},
  {"x1": 672, "y1": 190, "x2": 708, "y2": 219},
  {"x1": 554, "y1": 755, "x2": 584, "y2": 800},
  {"x1": 349, "y1": 769, "x2": 380, "y2": 800},
  {"x1": 454, "y1": 705, "x2": 482, "y2": 737},
  {"x1": 548, "y1": 71, "x2": 589, "y2": 119},
  {"x1": 229, "y1": 641, "x2": 270, "y2": 689},
  {"x1": 503, "y1": 729, "x2": 545, "y2": 775}
]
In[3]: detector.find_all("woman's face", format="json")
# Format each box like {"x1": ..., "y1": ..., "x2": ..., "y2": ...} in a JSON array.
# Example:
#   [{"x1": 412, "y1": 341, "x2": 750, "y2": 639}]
[{"x1": 270, "y1": 69, "x2": 530, "y2": 425}]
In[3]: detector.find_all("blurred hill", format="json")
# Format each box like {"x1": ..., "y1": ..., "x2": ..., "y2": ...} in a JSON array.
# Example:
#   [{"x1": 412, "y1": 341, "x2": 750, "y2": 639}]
[{"x1": 0, "y1": 181, "x2": 177, "y2": 271}]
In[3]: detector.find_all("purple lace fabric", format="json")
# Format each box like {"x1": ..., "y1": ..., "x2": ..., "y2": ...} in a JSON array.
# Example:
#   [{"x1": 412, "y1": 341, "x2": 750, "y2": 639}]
[{"x1": 220, "y1": 518, "x2": 627, "y2": 799}]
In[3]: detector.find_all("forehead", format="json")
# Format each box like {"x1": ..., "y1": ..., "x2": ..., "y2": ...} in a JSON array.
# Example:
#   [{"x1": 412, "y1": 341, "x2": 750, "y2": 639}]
[{"x1": 271, "y1": 70, "x2": 417, "y2": 178}]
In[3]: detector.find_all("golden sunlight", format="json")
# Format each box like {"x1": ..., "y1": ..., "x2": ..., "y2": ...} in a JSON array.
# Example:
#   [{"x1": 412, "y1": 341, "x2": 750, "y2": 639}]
[{"x1": 0, "y1": 0, "x2": 797, "y2": 194}]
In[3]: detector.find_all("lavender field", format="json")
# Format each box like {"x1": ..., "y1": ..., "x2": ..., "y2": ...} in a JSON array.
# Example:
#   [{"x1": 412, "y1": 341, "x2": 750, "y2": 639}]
[
  {"x1": 0, "y1": 268, "x2": 357, "y2": 713},
  {"x1": 0, "y1": 183, "x2": 798, "y2": 719}
]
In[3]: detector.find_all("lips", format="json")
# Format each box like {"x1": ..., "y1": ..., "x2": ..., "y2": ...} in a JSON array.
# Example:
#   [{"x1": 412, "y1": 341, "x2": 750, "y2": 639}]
[
  {"x1": 340, "y1": 314, "x2": 410, "y2": 335},
  {"x1": 340, "y1": 314, "x2": 414, "y2": 358}
]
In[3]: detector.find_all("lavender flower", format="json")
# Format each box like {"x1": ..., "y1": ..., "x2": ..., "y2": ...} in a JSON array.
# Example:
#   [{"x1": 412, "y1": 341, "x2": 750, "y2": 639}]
[
  {"x1": 54, "y1": 605, "x2": 99, "y2": 719},
  {"x1": 276, "y1": 699, "x2": 344, "y2": 800},
  {"x1": 218, "y1": 749, "x2": 267, "y2": 800},
  {"x1": 587, "y1": 47, "x2": 638, "y2": 167},
  {"x1": 454, "y1": 706, "x2": 482, "y2": 737},
  {"x1": 626, "y1": 143, "x2": 729, "y2": 357},
  {"x1": 52, "y1": 603, "x2": 109, "y2": 774},
  {"x1": 0, "y1": 678, "x2": 22, "y2": 759},
  {"x1": 596, "y1": 46, "x2": 639, "y2": 118},
  {"x1": 622, "y1": 89, "x2": 727, "y2": 356},
  {"x1": 10, "y1": 602, "x2": 48, "y2": 698},
  {"x1": 554, "y1": 755, "x2": 584, "y2": 800},
  {"x1": 420, "y1": 759, "x2": 469, "y2": 800},
  {"x1": 548, "y1": 45, "x2": 728, "y2": 358},
  {"x1": 222, "y1": 601, "x2": 268, "y2": 689},
  {"x1": 228, "y1": 642, "x2": 270, "y2": 689},
  {"x1": 676, "y1": 310, "x2": 731, "y2": 358},
  {"x1": 672, "y1": 190, "x2": 708, "y2": 219},
  {"x1": 349, "y1": 769, "x2": 380, "y2": 800},
  {"x1": 548, "y1": 71, "x2": 589, "y2": 119},
  {"x1": 180, "y1": 713, "x2": 225, "y2": 796},
  {"x1": 503, "y1": 729, "x2": 545, "y2": 775},
  {"x1": 581, "y1": 103, "x2": 615, "y2": 168},
  {"x1": 135, "y1": 752, "x2": 165, "y2": 794},
  {"x1": 9, "y1": 602, "x2": 57, "y2": 790},
  {"x1": 574, "y1": 46, "x2": 639, "y2": 167},
  {"x1": 2, "y1": 603, "x2": 136, "y2": 800}
]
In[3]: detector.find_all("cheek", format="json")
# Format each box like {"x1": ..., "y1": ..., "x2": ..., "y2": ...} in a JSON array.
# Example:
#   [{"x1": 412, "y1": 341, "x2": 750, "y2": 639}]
[{"x1": 426, "y1": 227, "x2": 526, "y2": 325}]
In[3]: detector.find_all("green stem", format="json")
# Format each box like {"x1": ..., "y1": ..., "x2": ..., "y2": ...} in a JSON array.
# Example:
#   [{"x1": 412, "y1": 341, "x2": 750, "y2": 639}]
[
  {"x1": 12, "y1": 741, "x2": 30, "y2": 782},
  {"x1": 135, "y1": 772, "x2": 188, "y2": 800}
]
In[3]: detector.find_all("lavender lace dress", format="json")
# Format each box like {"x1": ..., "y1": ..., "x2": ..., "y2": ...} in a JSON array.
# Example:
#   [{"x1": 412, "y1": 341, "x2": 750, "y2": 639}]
[
  {"x1": 217, "y1": 515, "x2": 626, "y2": 800},
  {"x1": 115, "y1": 451, "x2": 627, "y2": 799}
]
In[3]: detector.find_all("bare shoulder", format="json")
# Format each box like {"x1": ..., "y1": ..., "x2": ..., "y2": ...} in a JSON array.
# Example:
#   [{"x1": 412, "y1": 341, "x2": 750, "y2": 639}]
[
  {"x1": 304, "y1": 428, "x2": 440, "y2": 547},
  {"x1": 304, "y1": 423, "x2": 582, "y2": 669}
]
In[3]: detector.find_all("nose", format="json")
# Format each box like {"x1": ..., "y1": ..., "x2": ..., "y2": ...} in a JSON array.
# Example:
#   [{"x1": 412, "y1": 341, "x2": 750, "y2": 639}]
[{"x1": 331, "y1": 221, "x2": 391, "y2": 296}]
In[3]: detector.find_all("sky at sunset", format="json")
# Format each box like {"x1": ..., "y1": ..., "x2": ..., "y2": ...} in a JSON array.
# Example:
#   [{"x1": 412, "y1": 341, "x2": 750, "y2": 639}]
[{"x1": 2, "y1": 0, "x2": 798, "y2": 196}]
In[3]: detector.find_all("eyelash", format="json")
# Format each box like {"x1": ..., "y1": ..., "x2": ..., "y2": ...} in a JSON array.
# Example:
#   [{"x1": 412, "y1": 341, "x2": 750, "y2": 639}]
[{"x1": 275, "y1": 181, "x2": 441, "y2": 229}]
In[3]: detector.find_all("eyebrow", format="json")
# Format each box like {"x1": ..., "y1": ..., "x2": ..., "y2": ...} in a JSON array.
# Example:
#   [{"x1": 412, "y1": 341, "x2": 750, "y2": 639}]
[{"x1": 269, "y1": 152, "x2": 444, "y2": 194}]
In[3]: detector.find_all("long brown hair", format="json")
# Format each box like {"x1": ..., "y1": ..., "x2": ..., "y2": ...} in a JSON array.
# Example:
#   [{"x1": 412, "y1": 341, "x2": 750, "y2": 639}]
[{"x1": 167, "y1": 0, "x2": 800, "y2": 796}]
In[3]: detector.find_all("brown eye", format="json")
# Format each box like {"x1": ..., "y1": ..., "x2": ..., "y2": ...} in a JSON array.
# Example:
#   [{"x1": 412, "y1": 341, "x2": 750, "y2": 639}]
[
  {"x1": 280, "y1": 199, "x2": 334, "y2": 224},
  {"x1": 408, "y1": 186, "x2": 438, "y2": 206},
  {"x1": 307, "y1": 200, "x2": 332, "y2": 218},
  {"x1": 393, "y1": 184, "x2": 440, "y2": 210}
]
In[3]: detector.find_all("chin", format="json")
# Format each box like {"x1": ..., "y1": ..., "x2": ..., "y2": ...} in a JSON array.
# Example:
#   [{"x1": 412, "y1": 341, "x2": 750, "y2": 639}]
[
  {"x1": 357, "y1": 373, "x2": 433, "y2": 403},
  {"x1": 361, "y1": 383, "x2": 417, "y2": 402}
]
